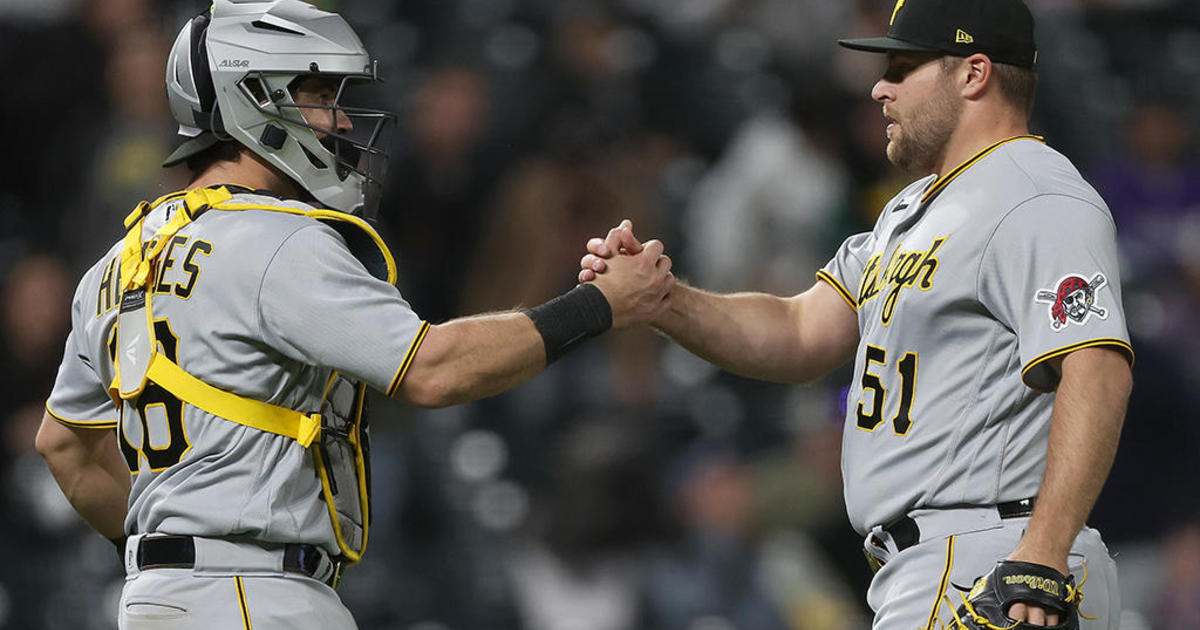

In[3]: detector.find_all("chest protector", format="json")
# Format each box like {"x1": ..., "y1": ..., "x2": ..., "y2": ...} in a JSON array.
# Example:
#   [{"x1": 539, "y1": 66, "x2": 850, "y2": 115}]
[{"x1": 110, "y1": 186, "x2": 398, "y2": 566}]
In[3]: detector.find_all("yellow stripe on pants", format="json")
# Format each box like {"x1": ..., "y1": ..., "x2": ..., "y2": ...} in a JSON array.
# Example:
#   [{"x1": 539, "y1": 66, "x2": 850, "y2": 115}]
[
  {"x1": 924, "y1": 536, "x2": 956, "y2": 630},
  {"x1": 235, "y1": 576, "x2": 253, "y2": 630}
]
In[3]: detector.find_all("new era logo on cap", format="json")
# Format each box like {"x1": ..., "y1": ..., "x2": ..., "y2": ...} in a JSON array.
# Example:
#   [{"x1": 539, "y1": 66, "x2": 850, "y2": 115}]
[{"x1": 840, "y1": 0, "x2": 1037, "y2": 69}]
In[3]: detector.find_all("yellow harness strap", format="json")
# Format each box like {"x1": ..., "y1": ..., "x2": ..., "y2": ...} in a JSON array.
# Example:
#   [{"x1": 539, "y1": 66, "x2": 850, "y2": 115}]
[
  {"x1": 146, "y1": 355, "x2": 322, "y2": 447},
  {"x1": 114, "y1": 186, "x2": 323, "y2": 448},
  {"x1": 122, "y1": 187, "x2": 231, "y2": 292}
]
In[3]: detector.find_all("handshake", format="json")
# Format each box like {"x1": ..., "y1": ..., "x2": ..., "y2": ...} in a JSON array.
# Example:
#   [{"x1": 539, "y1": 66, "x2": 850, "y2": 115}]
[{"x1": 577, "y1": 219, "x2": 675, "y2": 329}]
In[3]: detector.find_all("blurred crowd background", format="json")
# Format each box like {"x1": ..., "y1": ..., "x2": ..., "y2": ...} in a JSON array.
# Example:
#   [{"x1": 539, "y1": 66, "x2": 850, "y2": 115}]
[{"x1": 1, "y1": 0, "x2": 1198, "y2": 628}]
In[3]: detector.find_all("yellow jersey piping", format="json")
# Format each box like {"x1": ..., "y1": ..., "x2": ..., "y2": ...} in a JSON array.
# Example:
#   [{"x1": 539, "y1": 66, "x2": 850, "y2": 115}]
[
  {"x1": 44, "y1": 405, "x2": 118, "y2": 430},
  {"x1": 388, "y1": 321, "x2": 431, "y2": 397},
  {"x1": 816, "y1": 270, "x2": 858, "y2": 311},
  {"x1": 1021, "y1": 338, "x2": 1134, "y2": 392},
  {"x1": 211, "y1": 202, "x2": 398, "y2": 285},
  {"x1": 132, "y1": 187, "x2": 400, "y2": 285},
  {"x1": 921, "y1": 135, "x2": 1045, "y2": 205}
]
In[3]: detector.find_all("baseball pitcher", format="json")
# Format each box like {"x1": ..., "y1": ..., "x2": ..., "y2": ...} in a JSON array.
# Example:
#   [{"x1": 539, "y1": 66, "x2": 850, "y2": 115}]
[{"x1": 579, "y1": 0, "x2": 1132, "y2": 628}]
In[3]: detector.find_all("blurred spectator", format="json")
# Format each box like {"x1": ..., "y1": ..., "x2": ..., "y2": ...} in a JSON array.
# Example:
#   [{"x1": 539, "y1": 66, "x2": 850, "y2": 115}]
[
  {"x1": 618, "y1": 0, "x2": 736, "y2": 42},
  {"x1": 1153, "y1": 523, "x2": 1200, "y2": 629},
  {"x1": 509, "y1": 419, "x2": 670, "y2": 630},
  {"x1": 379, "y1": 64, "x2": 501, "y2": 323},
  {"x1": 684, "y1": 106, "x2": 848, "y2": 294},
  {"x1": 0, "y1": 1, "x2": 106, "y2": 245},
  {"x1": 743, "y1": 0, "x2": 855, "y2": 68},
  {"x1": 82, "y1": 0, "x2": 158, "y2": 47},
  {"x1": 1092, "y1": 103, "x2": 1200, "y2": 282},
  {"x1": 641, "y1": 447, "x2": 791, "y2": 630},
  {"x1": 740, "y1": 395, "x2": 872, "y2": 630},
  {"x1": 0, "y1": 254, "x2": 73, "y2": 410},
  {"x1": 0, "y1": 0, "x2": 79, "y2": 23},
  {"x1": 1086, "y1": 104, "x2": 1200, "y2": 543},
  {"x1": 534, "y1": 4, "x2": 650, "y2": 153},
  {"x1": 459, "y1": 122, "x2": 675, "y2": 406},
  {"x1": 0, "y1": 254, "x2": 83, "y2": 627},
  {"x1": 68, "y1": 25, "x2": 184, "y2": 268}
]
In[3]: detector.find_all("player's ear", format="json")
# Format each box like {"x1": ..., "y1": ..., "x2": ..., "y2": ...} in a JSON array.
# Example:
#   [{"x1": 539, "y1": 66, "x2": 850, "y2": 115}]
[{"x1": 960, "y1": 53, "x2": 992, "y2": 100}]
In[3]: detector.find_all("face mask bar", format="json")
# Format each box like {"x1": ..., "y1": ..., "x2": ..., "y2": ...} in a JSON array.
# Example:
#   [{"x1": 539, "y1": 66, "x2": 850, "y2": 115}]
[{"x1": 238, "y1": 71, "x2": 396, "y2": 218}]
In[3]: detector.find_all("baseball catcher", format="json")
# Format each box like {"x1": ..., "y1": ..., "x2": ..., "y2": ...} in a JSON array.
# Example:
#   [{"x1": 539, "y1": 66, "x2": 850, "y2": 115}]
[{"x1": 36, "y1": 1, "x2": 674, "y2": 627}]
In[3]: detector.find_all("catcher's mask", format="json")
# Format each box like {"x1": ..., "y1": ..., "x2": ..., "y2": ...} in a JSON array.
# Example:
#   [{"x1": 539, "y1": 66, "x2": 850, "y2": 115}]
[{"x1": 164, "y1": 0, "x2": 396, "y2": 219}]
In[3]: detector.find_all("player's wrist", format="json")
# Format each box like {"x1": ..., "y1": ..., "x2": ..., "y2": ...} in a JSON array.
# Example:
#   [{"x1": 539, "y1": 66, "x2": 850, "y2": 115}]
[
  {"x1": 1006, "y1": 541, "x2": 1071, "y2": 576},
  {"x1": 523, "y1": 284, "x2": 613, "y2": 365},
  {"x1": 1005, "y1": 554, "x2": 1070, "y2": 577}
]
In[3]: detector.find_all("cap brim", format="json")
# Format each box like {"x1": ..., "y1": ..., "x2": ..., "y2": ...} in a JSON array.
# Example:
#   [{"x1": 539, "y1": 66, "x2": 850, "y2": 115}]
[
  {"x1": 162, "y1": 132, "x2": 221, "y2": 168},
  {"x1": 837, "y1": 37, "x2": 940, "y2": 54}
]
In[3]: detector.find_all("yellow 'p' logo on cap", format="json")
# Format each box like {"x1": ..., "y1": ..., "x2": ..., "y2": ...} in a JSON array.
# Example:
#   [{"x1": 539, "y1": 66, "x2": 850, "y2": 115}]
[{"x1": 890, "y1": 0, "x2": 906, "y2": 25}]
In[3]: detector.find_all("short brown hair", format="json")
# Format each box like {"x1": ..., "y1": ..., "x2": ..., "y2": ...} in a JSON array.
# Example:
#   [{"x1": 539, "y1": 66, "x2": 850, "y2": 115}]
[
  {"x1": 992, "y1": 62, "x2": 1038, "y2": 117},
  {"x1": 184, "y1": 140, "x2": 244, "y2": 176},
  {"x1": 940, "y1": 57, "x2": 1038, "y2": 117}
]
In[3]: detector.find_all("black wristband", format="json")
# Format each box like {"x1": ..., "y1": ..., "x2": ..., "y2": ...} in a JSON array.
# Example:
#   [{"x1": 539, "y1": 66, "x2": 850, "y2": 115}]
[{"x1": 524, "y1": 284, "x2": 613, "y2": 365}]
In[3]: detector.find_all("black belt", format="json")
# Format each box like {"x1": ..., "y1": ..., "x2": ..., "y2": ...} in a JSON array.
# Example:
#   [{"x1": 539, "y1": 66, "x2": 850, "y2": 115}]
[
  {"x1": 136, "y1": 535, "x2": 342, "y2": 588},
  {"x1": 880, "y1": 497, "x2": 1036, "y2": 553}
]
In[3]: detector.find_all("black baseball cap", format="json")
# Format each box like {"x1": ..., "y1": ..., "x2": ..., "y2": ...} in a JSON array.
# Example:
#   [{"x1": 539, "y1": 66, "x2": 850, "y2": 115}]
[{"x1": 838, "y1": 0, "x2": 1037, "y2": 69}]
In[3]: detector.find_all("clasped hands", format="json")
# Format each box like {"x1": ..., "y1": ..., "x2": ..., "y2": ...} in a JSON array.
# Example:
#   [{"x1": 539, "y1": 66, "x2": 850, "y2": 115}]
[{"x1": 577, "y1": 219, "x2": 674, "y2": 328}]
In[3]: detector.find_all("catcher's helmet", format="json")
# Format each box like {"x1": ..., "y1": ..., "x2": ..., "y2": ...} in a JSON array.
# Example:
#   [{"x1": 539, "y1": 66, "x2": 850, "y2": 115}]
[{"x1": 164, "y1": 0, "x2": 395, "y2": 218}]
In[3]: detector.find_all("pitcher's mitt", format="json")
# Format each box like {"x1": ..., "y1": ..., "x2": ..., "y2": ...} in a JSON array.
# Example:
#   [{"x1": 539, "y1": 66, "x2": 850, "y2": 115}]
[{"x1": 954, "y1": 561, "x2": 1080, "y2": 630}]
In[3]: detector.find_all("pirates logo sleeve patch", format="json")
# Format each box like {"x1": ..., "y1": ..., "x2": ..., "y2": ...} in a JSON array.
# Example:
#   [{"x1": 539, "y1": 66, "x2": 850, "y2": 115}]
[{"x1": 1034, "y1": 273, "x2": 1109, "y2": 331}]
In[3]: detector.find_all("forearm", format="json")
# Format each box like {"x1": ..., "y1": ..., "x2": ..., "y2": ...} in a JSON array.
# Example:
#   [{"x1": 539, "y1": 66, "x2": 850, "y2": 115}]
[
  {"x1": 36, "y1": 419, "x2": 129, "y2": 538},
  {"x1": 403, "y1": 242, "x2": 671, "y2": 407},
  {"x1": 654, "y1": 281, "x2": 856, "y2": 383},
  {"x1": 398, "y1": 312, "x2": 547, "y2": 408},
  {"x1": 1011, "y1": 348, "x2": 1132, "y2": 572},
  {"x1": 60, "y1": 464, "x2": 129, "y2": 539}
]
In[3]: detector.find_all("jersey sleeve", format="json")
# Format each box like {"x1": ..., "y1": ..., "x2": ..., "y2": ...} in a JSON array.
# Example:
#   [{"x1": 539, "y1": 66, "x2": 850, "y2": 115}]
[
  {"x1": 816, "y1": 231, "x2": 872, "y2": 310},
  {"x1": 978, "y1": 195, "x2": 1133, "y2": 392},
  {"x1": 258, "y1": 224, "x2": 429, "y2": 396},
  {"x1": 46, "y1": 286, "x2": 119, "y2": 429}
]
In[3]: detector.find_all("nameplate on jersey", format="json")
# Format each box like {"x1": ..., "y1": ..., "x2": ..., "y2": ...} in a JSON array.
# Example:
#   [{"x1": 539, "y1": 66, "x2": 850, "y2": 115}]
[
  {"x1": 117, "y1": 288, "x2": 154, "y2": 400},
  {"x1": 857, "y1": 236, "x2": 949, "y2": 325}
]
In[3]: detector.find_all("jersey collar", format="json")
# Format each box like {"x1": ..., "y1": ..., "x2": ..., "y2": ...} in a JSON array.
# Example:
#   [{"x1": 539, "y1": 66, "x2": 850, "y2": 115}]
[
  {"x1": 920, "y1": 135, "x2": 1045, "y2": 206},
  {"x1": 140, "y1": 184, "x2": 280, "y2": 215}
]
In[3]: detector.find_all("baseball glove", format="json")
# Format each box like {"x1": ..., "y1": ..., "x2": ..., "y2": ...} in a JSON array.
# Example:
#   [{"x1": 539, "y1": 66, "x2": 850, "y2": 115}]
[{"x1": 952, "y1": 561, "x2": 1082, "y2": 630}]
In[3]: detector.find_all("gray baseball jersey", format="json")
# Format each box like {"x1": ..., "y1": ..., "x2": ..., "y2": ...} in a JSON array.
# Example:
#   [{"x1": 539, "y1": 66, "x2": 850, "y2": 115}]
[
  {"x1": 46, "y1": 188, "x2": 427, "y2": 555},
  {"x1": 818, "y1": 136, "x2": 1132, "y2": 534}
]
